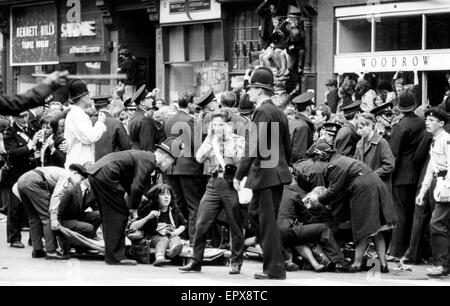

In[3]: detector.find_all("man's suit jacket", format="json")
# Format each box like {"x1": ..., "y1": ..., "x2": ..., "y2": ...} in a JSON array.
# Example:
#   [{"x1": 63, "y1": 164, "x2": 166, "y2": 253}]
[
  {"x1": 87, "y1": 150, "x2": 157, "y2": 210},
  {"x1": 289, "y1": 112, "x2": 314, "y2": 164},
  {"x1": 0, "y1": 84, "x2": 52, "y2": 116},
  {"x1": 91, "y1": 112, "x2": 131, "y2": 161},
  {"x1": 3, "y1": 122, "x2": 37, "y2": 184},
  {"x1": 164, "y1": 110, "x2": 203, "y2": 176},
  {"x1": 235, "y1": 99, "x2": 292, "y2": 190},
  {"x1": 334, "y1": 121, "x2": 360, "y2": 157},
  {"x1": 389, "y1": 112, "x2": 426, "y2": 186},
  {"x1": 58, "y1": 183, "x2": 98, "y2": 222},
  {"x1": 128, "y1": 108, "x2": 160, "y2": 152}
]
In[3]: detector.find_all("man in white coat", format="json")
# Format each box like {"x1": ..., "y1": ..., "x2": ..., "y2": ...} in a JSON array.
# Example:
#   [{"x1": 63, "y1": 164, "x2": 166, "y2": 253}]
[{"x1": 64, "y1": 80, "x2": 106, "y2": 168}]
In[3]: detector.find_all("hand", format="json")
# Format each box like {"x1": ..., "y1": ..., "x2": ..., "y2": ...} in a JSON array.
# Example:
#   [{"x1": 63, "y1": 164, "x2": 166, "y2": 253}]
[
  {"x1": 45, "y1": 136, "x2": 55, "y2": 148},
  {"x1": 51, "y1": 220, "x2": 60, "y2": 231},
  {"x1": 31, "y1": 131, "x2": 43, "y2": 146},
  {"x1": 59, "y1": 140, "x2": 68, "y2": 153},
  {"x1": 416, "y1": 193, "x2": 424, "y2": 206},
  {"x1": 309, "y1": 195, "x2": 321, "y2": 207},
  {"x1": 98, "y1": 111, "x2": 106, "y2": 124},
  {"x1": 42, "y1": 70, "x2": 69, "y2": 88},
  {"x1": 170, "y1": 227, "x2": 183, "y2": 238},
  {"x1": 233, "y1": 178, "x2": 241, "y2": 192},
  {"x1": 149, "y1": 210, "x2": 160, "y2": 219}
]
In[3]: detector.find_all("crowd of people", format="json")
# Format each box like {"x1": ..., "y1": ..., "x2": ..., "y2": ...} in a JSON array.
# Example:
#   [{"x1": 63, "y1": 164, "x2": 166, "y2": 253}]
[{"x1": 0, "y1": 64, "x2": 449, "y2": 280}]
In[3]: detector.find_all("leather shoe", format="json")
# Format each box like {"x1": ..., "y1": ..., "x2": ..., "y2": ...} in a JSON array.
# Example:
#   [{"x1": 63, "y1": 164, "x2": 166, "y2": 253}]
[
  {"x1": 254, "y1": 272, "x2": 286, "y2": 280},
  {"x1": 229, "y1": 264, "x2": 241, "y2": 275},
  {"x1": 114, "y1": 259, "x2": 137, "y2": 266},
  {"x1": 285, "y1": 261, "x2": 299, "y2": 272},
  {"x1": 45, "y1": 252, "x2": 70, "y2": 260},
  {"x1": 179, "y1": 260, "x2": 202, "y2": 272},
  {"x1": 10, "y1": 242, "x2": 25, "y2": 248},
  {"x1": 381, "y1": 265, "x2": 389, "y2": 274},
  {"x1": 32, "y1": 249, "x2": 46, "y2": 258}
]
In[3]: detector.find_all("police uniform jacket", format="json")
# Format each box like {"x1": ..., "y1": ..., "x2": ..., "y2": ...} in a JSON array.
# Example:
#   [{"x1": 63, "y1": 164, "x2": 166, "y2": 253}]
[
  {"x1": 92, "y1": 112, "x2": 131, "y2": 161},
  {"x1": 3, "y1": 122, "x2": 38, "y2": 184},
  {"x1": 128, "y1": 108, "x2": 159, "y2": 152},
  {"x1": 334, "y1": 121, "x2": 360, "y2": 157},
  {"x1": 235, "y1": 99, "x2": 291, "y2": 190},
  {"x1": 87, "y1": 150, "x2": 157, "y2": 210},
  {"x1": 289, "y1": 112, "x2": 314, "y2": 164}
]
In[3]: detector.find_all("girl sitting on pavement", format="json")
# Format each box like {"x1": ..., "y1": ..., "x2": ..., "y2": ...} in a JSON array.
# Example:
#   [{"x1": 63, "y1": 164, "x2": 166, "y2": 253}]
[{"x1": 130, "y1": 184, "x2": 187, "y2": 266}]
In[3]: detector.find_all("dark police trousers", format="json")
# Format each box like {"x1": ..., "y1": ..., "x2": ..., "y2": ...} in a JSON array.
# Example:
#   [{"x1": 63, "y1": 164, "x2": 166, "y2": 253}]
[
  {"x1": 429, "y1": 177, "x2": 450, "y2": 269},
  {"x1": 280, "y1": 220, "x2": 345, "y2": 264},
  {"x1": 192, "y1": 177, "x2": 246, "y2": 265}
]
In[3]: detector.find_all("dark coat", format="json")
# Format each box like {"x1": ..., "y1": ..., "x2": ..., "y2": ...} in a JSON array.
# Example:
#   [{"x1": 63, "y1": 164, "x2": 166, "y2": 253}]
[
  {"x1": 137, "y1": 201, "x2": 187, "y2": 237},
  {"x1": 41, "y1": 134, "x2": 66, "y2": 167},
  {"x1": 235, "y1": 99, "x2": 291, "y2": 190},
  {"x1": 58, "y1": 184, "x2": 98, "y2": 222},
  {"x1": 91, "y1": 112, "x2": 131, "y2": 161},
  {"x1": 256, "y1": 0, "x2": 275, "y2": 50},
  {"x1": 388, "y1": 112, "x2": 425, "y2": 186},
  {"x1": 318, "y1": 155, "x2": 397, "y2": 242},
  {"x1": 326, "y1": 88, "x2": 339, "y2": 113},
  {"x1": 0, "y1": 84, "x2": 52, "y2": 116},
  {"x1": 289, "y1": 113, "x2": 314, "y2": 164},
  {"x1": 334, "y1": 121, "x2": 360, "y2": 157},
  {"x1": 164, "y1": 110, "x2": 203, "y2": 176},
  {"x1": 354, "y1": 132, "x2": 395, "y2": 192},
  {"x1": 87, "y1": 150, "x2": 157, "y2": 210},
  {"x1": 128, "y1": 108, "x2": 160, "y2": 152},
  {"x1": 3, "y1": 122, "x2": 38, "y2": 184}
]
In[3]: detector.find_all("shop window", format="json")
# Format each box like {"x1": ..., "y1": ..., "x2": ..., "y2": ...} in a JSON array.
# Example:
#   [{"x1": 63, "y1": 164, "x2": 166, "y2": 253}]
[
  {"x1": 375, "y1": 15, "x2": 422, "y2": 51},
  {"x1": 230, "y1": 7, "x2": 260, "y2": 72},
  {"x1": 338, "y1": 19, "x2": 371, "y2": 53},
  {"x1": 426, "y1": 13, "x2": 450, "y2": 50}
]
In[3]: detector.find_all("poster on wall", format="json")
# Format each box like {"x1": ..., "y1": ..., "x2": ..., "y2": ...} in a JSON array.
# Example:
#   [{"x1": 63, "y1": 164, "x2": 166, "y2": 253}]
[
  {"x1": 59, "y1": 0, "x2": 106, "y2": 63},
  {"x1": 193, "y1": 61, "x2": 228, "y2": 96},
  {"x1": 10, "y1": 3, "x2": 58, "y2": 66},
  {"x1": 160, "y1": 0, "x2": 221, "y2": 24}
]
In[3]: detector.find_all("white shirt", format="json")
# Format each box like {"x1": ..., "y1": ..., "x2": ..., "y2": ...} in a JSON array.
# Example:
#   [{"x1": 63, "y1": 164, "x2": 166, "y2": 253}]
[
  {"x1": 64, "y1": 105, "x2": 106, "y2": 168},
  {"x1": 420, "y1": 129, "x2": 450, "y2": 194}
]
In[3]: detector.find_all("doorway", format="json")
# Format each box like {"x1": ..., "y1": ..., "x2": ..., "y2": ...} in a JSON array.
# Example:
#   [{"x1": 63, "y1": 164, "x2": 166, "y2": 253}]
[{"x1": 427, "y1": 71, "x2": 449, "y2": 106}]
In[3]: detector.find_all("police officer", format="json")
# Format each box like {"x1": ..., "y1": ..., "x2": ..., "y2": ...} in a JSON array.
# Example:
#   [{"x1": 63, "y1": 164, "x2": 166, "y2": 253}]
[
  {"x1": 370, "y1": 102, "x2": 394, "y2": 139},
  {"x1": 289, "y1": 92, "x2": 315, "y2": 164},
  {"x1": 334, "y1": 100, "x2": 361, "y2": 157}
]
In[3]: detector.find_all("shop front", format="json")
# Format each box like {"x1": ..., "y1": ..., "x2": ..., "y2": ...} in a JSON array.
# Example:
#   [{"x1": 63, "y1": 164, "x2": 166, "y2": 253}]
[
  {"x1": 8, "y1": 0, "x2": 110, "y2": 101},
  {"x1": 333, "y1": 0, "x2": 450, "y2": 105},
  {"x1": 158, "y1": 0, "x2": 228, "y2": 101}
]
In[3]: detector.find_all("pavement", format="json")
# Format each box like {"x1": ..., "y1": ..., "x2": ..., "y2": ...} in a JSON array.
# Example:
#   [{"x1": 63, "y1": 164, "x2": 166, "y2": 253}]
[{"x1": 0, "y1": 217, "x2": 449, "y2": 286}]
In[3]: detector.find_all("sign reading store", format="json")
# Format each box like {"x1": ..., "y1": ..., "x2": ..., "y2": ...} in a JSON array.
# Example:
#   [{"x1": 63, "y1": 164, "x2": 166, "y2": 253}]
[
  {"x1": 334, "y1": 51, "x2": 449, "y2": 73},
  {"x1": 11, "y1": 3, "x2": 58, "y2": 66},
  {"x1": 59, "y1": 0, "x2": 106, "y2": 62}
]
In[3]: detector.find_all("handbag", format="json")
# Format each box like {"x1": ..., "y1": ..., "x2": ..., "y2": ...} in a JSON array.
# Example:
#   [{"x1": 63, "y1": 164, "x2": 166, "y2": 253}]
[
  {"x1": 126, "y1": 220, "x2": 144, "y2": 241},
  {"x1": 434, "y1": 177, "x2": 450, "y2": 202}
]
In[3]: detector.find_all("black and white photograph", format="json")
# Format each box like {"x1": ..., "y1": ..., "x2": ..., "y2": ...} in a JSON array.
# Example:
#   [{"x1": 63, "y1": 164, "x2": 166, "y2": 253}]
[{"x1": 0, "y1": 0, "x2": 449, "y2": 295}]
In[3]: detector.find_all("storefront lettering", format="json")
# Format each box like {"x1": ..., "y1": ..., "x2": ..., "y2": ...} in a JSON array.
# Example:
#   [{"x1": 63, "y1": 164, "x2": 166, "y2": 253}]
[
  {"x1": 16, "y1": 26, "x2": 38, "y2": 38},
  {"x1": 360, "y1": 55, "x2": 430, "y2": 69},
  {"x1": 69, "y1": 45, "x2": 101, "y2": 54},
  {"x1": 66, "y1": 0, "x2": 81, "y2": 23},
  {"x1": 61, "y1": 21, "x2": 96, "y2": 37}
]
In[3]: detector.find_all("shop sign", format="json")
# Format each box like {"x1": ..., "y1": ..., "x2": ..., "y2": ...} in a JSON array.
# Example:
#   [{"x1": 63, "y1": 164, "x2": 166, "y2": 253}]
[
  {"x1": 334, "y1": 51, "x2": 450, "y2": 73},
  {"x1": 160, "y1": 0, "x2": 221, "y2": 24},
  {"x1": 59, "y1": 0, "x2": 105, "y2": 62},
  {"x1": 10, "y1": 3, "x2": 58, "y2": 66},
  {"x1": 169, "y1": 0, "x2": 210, "y2": 13}
]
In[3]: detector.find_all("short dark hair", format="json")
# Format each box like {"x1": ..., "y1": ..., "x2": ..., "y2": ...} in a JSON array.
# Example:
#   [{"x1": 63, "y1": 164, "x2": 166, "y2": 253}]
[
  {"x1": 178, "y1": 93, "x2": 193, "y2": 109},
  {"x1": 221, "y1": 91, "x2": 236, "y2": 108},
  {"x1": 295, "y1": 103, "x2": 310, "y2": 113}
]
